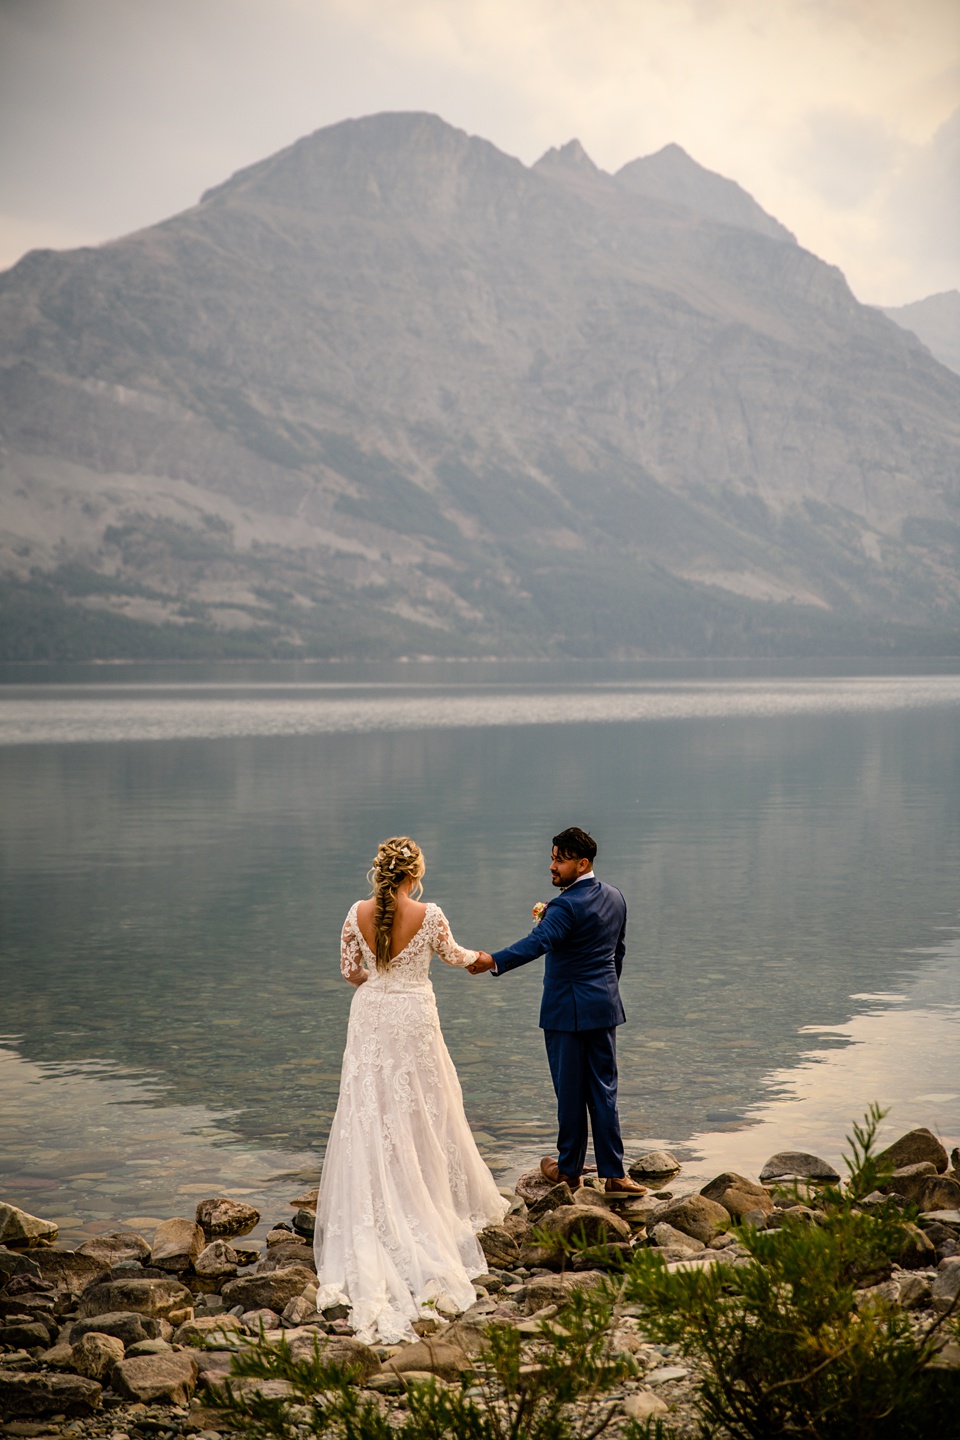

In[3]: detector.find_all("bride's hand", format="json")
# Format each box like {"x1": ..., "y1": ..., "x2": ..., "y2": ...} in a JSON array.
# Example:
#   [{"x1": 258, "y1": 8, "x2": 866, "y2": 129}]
[{"x1": 468, "y1": 951, "x2": 495, "y2": 974}]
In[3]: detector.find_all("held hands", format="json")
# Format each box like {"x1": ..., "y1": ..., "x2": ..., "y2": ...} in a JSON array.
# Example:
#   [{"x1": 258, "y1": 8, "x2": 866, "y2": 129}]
[{"x1": 468, "y1": 950, "x2": 495, "y2": 975}]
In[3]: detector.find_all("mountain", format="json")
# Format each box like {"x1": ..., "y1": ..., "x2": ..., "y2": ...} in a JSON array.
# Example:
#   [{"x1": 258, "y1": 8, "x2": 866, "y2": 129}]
[
  {"x1": 1, "y1": 111, "x2": 959, "y2": 660},
  {"x1": 882, "y1": 290, "x2": 960, "y2": 376}
]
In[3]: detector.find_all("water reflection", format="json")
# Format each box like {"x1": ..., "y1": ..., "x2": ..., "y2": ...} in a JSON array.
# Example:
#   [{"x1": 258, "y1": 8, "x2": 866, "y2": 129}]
[{"x1": 0, "y1": 669, "x2": 958, "y2": 1225}]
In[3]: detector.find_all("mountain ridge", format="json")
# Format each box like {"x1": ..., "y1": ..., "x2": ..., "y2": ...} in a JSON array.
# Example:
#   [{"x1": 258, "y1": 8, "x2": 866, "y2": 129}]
[{"x1": 1, "y1": 110, "x2": 958, "y2": 660}]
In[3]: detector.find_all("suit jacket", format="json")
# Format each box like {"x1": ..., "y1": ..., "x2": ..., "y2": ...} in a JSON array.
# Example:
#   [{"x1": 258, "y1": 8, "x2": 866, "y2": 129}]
[{"x1": 491, "y1": 876, "x2": 627, "y2": 1032}]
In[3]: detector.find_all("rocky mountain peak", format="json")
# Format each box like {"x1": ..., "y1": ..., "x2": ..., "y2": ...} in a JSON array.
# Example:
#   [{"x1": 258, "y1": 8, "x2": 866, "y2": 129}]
[
  {"x1": 533, "y1": 138, "x2": 602, "y2": 174},
  {"x1": 615, "y1": 142, "x2": 795, "y2": 243}
]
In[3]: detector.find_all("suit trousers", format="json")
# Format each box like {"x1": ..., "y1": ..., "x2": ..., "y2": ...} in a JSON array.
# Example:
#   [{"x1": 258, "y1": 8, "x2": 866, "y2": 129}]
[{"x1": 542, "y1": 1026, "x2": 625, "y2": 1180}]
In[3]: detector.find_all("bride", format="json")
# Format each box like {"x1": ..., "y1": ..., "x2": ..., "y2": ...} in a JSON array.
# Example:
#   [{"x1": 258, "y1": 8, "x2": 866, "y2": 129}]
[{"x1": 313, "y1": 836, "x2": 509, "y2": 1344}]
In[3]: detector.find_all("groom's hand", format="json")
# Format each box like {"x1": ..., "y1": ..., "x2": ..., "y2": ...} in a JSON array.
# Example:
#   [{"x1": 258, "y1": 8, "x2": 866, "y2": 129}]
[{"x1": 468, "y1": 951, "x2": 495, "y2": 974}]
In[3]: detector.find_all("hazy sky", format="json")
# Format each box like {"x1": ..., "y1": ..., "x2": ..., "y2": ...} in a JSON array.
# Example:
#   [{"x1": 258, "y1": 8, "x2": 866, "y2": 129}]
[{"x1": 0, "y1": 0, "x2": 957, "y2": 305}]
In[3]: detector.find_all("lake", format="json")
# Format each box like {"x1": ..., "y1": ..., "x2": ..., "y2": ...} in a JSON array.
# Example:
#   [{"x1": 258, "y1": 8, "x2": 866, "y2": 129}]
[{"x1": 1, "y1": 659, "x2": 958, "y2": 1244}]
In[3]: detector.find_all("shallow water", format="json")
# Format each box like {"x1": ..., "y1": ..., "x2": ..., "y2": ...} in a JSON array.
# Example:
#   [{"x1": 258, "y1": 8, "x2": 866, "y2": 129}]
[{"x1": 0, "y1": 661, "x2": 958, "y2": 1244}]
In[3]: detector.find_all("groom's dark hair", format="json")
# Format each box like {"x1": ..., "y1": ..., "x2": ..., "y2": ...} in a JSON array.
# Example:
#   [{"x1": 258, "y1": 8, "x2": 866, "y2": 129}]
[{"x1": 553, "y1": 826, "x2": 597, "y2": 862}]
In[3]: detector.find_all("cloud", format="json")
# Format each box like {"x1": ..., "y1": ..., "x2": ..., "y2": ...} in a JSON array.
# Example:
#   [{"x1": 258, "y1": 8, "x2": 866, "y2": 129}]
[{"x1": 0, "y1": 0, "x2": 956, "y2": 302}]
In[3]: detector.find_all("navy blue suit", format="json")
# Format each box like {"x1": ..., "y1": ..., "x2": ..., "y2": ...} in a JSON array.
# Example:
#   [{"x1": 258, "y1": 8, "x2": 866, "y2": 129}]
[{"x1": 491, "y1": 876, "x2": 628, "y2": 1180}]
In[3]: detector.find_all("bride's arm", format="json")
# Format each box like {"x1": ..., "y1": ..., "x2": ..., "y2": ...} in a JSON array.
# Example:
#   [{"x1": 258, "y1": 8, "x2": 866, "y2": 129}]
[
  {"x1": 340, "y1": 915, "x2": 369, "y2": 986},
  {"x1": 431, "y1": 907, "x2": 477, "y2": 968}
]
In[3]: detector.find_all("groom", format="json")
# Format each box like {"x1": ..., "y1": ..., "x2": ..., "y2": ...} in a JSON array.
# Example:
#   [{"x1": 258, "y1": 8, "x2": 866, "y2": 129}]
[{"x1": 468, "y1": 827, "x2": 645, "y2": 1194}]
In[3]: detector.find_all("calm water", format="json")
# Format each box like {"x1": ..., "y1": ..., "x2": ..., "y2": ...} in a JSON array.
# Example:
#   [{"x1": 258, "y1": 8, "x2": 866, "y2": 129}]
[{"x1": 1, "y1": 661, "x2": 958, "y2": 1245}]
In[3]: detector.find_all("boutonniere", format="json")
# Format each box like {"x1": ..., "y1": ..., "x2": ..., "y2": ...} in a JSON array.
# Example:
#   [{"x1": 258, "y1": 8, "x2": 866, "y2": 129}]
[{"x1": 532, "y1": 901, "x2": 547, "y2": 924}]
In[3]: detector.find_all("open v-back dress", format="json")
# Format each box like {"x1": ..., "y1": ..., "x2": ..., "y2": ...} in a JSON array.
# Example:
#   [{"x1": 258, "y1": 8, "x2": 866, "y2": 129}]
[{"x1": 313, "y1": 901, "x2": 509, "y2": 1343}]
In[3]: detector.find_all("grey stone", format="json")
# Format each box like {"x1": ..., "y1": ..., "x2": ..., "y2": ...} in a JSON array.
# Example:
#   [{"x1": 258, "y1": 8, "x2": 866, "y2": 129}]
[
  {"x1": 538, "y1": 1204, "x2": 631, "y2": 1248},
  {"x1": 0, "y1": 1369, "x2": 102, "y2": 1418},
  {"x1": 650, "y1": 1222, "x2": 704, "y2": 1252},
  {"x1": 384, "y1": 1339, "x2": 473, "y2": 1383},
  {"x1": 70, "y1": 1332, "x2": 125, "y2": 1381},
  {"x1": 281, "y1": 1295, "x2": 322, "y2": 1328},
  {"x1": 125, "y1": 1338, "x2": 172, "y2": 1356},
  {"x1": 895, "y1": 1273, "x2": 933, "y2": 1310},
  {"x1": 193, "y1": 1240, "x2": 239, "y2": 1279},
  {"x1": 622, "y1": 1390, "x2": 669, "y2": 1421},
  {"x1": 645, "y1": 1365, "x2": 689, "y2": 1384},
  {"x1": 27, "y1": 1250, "x2": 105, "y2": 1295},
  {"x1": 653, "y1": 1194, "x2": 730, "y2": 1244},
  {"x1": 0, "y1": 1204, "x2": 58, "y2": 1248},
  {"x1": 876, "y1": 1128, "x2": 949, "y2": 1175},
  {"x1": 521, "y1": 1271, "x2": 606, "y2": 1314},
  {"x1": 526, "y1": 1182, "x2": 575, "y2": 1222},
  {"x1": 283, "y1": 1332, "x2": 380, "y2": 1383},
  {"x1": 920, "y1": 1175, "x2": 960, "y2": 1213},
  {"x1": 77, "y1": 1276, "x2": 194, "y2": 1322},
  {"x1": 291, "y1": 1210, "x2": 316, "y2": 1239},
  {"x1": 931, "y1": 1257, "x2": 960, "y2": 1315},
  {"x1": 112, "y1": 1351, "x2": 199, "y2": 1405},
  {"x1": 254, "y1": 1243, "x2": 316, "y2": 1274},
  {"x1": 195, "y1": 1198, "x2": 261, "y2": 1238},
  {"x1": 220, "y1": 1264, "x2": 315, "y2": 1314},
  {"x1": 628, "y1": 1151, "x2": 681, "y2": 1180},
  {"x1": 69, "y1": 1311, "x2": 159, "y2": 1346},
  {"x1": 883, "y1": 1162, "x2": 938, "y2": 1204},
  {"x1": 759, "y1": 1152, "x2": 840, "y2": 1183},
  {"x1": 515, "y1": 1169, "x2": 554, "y2": 1206},
  {"x1": 151, "y1": 1218, "x2": 205, "y2": 1272},
  {"x1": 0, "y1": 1248, "x2": 41, "y2": 1280},
  {"x1": 173, "y1": 1314, "x2": 243, "y2": 1346},
  {"x1": 477, "y1": 1227, "x2": 520, "y2": 1268},
  {"x1": 75, "y1": 1233, "x2": 151, "y2": 1269}
]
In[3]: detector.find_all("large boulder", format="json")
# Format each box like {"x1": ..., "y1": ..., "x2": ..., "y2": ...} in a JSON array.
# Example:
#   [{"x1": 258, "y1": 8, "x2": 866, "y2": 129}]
[
  {"x1": 0, "y1": 1203, "x2": 58, "y2": 1247},
  {"x1": 173, "y1": 1313, "x2": 243, "y2": 1346},
  {"x1": 76, "y1": 1232, "x2": 151, "y2": 1269},
  {"x1": 151, "y1": 1218, "x2": 205, "y2": 1272},
  {"x1": 385, "y1": 1338, "x2": 473, "y2": 1382},
  {"x1": 526, "y1": 1182, "x2": 575, "y2": 1222},
  {"x1": 78, "y1": 1276, "x2": 194, "y2": 1322},
  {"x1": 883, "y1": 1163, "x2": 938, "y2": 1204},
  {"x1": 283, "y1": 1331, "x2": 380, "y2": 1383},
  {"x1": 70, "y1": 1311, "x2": 160, "y2": 1346},
  {"x1": 0, "y1": 1246, "x2": 41, "y2": 1280},
  {"x1": 653, "y1": 1195, "x2": 729, "y2": 1244},
  {"x1": 759, "y1": 1152, "x2": 840, "y2": 1183},
  {"x1": 876, "y1": 1128, "x2": 949, "y2": 1175},
  {"x1": 112, "y1": 1352, "x2": 199, "y2": 1406},
  {"x1": 700, "y1": 1173, "x2": 775, "y2": 1219},
  {"x1": 921, "y1": 1175, "x2": 960, "y2": 1213},
  {"x1": 538, "y1": 1204, "x2": 631, "y2": 1247},
  {"x1": 0, "y1": 1369, "x2": 102, "y2": 1418},
  {"x1": 196, "y1": 1197, "x2": 261, "y2": 1238},
  {"x1": 522, "y1": 1270, "x2": 606, "y2": 1314},
  {"x1": 0, "y1": 1319, "x2": 54, "y2": 1349},
  {"x1": 515, "y1": 1169, "x2": 554, "y2": 1206},
  {"x1": 255, "y1": 1242, "x2": 316, "y2": 1274},
  {"x1": 220, "y1": 1264, "x2": 315, "y2": 1315},
  {"x1": 477, "y1": 1226, "x2": 520, "y2": 1268},
  {"x1": 650, "y1": 1223, "x2": 705, "y2": 1252},
  {"x1": 71, "y1": 1332, "x2": 125, "y2": 1381}
]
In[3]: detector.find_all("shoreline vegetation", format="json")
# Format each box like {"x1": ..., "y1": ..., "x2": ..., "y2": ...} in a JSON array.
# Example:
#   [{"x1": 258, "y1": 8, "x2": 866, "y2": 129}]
[{"x1": 1, "y1": 1111, "x2": 958, "y2": 1437}]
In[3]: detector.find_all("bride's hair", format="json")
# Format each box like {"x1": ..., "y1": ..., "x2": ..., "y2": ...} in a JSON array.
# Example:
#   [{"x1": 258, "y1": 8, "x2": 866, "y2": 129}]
[{"x1": 367, "y1": 836, "x2": 425, "y2": 973}]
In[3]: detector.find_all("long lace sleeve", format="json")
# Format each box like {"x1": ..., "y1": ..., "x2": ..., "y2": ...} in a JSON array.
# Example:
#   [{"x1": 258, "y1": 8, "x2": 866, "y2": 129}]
[
  {"x1": 340, "y1": 911, "x2": 368, "y2": 985},
  {"x1": 430, "y1": 906, "x2": 477, "y2": 968}
]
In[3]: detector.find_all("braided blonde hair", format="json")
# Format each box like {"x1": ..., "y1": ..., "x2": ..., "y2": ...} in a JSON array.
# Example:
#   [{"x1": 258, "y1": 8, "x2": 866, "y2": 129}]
[{"x1": 367, "y1": 837, "x2": 425, "y2": 973}]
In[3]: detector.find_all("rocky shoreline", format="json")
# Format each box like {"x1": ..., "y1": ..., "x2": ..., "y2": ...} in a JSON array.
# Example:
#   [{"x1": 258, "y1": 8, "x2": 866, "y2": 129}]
[{"x1": 2, "y1": 1127, "x2": 959, "y2": 1436}]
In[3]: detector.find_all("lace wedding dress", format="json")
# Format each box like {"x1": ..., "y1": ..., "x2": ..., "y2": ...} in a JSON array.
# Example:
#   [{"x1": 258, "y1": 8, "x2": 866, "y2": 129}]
[{"x1": 313, "y1": 901, "x2": 509, "y2": 1344}]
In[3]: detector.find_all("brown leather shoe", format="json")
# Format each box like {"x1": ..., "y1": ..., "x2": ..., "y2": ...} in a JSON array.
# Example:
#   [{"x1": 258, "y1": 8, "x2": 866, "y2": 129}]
[
  {"x1": 540, "y1": 1155, "x2": 580, "y2": 1187},
  {"x1": 603, "y1": 1175, "x2": 648, "y2": 1195}
]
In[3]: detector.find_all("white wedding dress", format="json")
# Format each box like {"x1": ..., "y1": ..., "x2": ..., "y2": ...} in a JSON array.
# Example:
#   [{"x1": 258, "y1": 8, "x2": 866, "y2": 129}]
[{"x1": 313, "y1": 901, "x2": 509, "y2": 1344}]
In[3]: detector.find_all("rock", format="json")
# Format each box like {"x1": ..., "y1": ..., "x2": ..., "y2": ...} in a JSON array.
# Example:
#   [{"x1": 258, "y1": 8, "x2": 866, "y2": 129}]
[
  {"x1": 69, "y1": 1310, "x2": 159, "y2": 1346},
  {"x1": 521, "y1": 1271, "x2": 606, "y2": 1314},
  {"x1": 195, "y1": 1197, "x2": 261, "y2": 1238},
  {"x1": 700, "y1": 1172, "x2": 775, "y2": 1219},
  {"x1": 220, "y1": 1264, "x2": 315, "y2": 1314},
  {"x1": 291, "y1": 1209, "x2": 316, "y2": 1239},
  {"x1": 932, "y1": 1257, "x2": 960, "y2": 1315},
  {"x1": 538, "y1": 1204, "x2": 632, "y2": 1248},
  {"x1": 281, "y1": 1295, "x2": 322, "y2": 1327},
  {"x1": 112, "y1": 1351, "x2": 199, "y2": 1405},
  {"x1": 290, "y1": 1187, "x2": 320, "y2": 1209},
  {"x1": 266, "y1": 1225, "x2": 296, "y2": 1246},
  {"x1": 255, "y1": 1243, "x2": 316, "y2": 1274},
  {"x1": 151, "y1": 1218, "x2": 206, "y2": 1272},
  {"x1": 622, "y1": 1390, "x2": 669, "y2": 1421},
  {"x1": 0, "y1": 1203, "x2": 58, "y2": 1248},
  {"x1": 75, "y1": 1232, "x2": 151, "y2": 1269},
  {"x1": 526, "y1": 1182, "x2": 575, "y2": 1222},
  {"x1": 385, "y1": 1339, "x2": 474, "y2": 1383},
  {"x1": 883, "y1": 1162, "x2": 938, "y2": 1204},
  {"x1": 278, "y1": 1330, "x2": 379, "y2": 1383},
  {"x1": 27, "y1": 1250, "x2": 105, "y2": 1295},
  {"x1": 173, "y1": 1313, "x2": 243, "y2": 1346},
  {"x1": 515, "y1": 1169, "x2": 554, "y2": 1205},
  {"x1": 70, "y1": 1332, "x2": 125, "y2": 1381},
  {"x1": 126, "y1": 1337, "x2": 173, "y2": 1356},
  {"x1": 759, "y1": 1152, "x2": 840, "y2": 1183},
  {"x1": 628, "y1": 1151, "x2": 681, "y2": 1181},
  {"x1": 439, "y1": 1321, "x2": 488, "y2": 1357},
  {"x1": 477, "y1": 1227, "x2": 520, "y2": 1268},
  {"x1": 876, "y1": 1128, "x2": 949, "y2": 1175},
  {"x1": 654, "y1": 1194, "x2": 730, "y2": 1244},
  {"x1": 194, "y1": 1240, "x2": 239, "y2": 1278},
  {"x1": 0, "y1": 1320, "x2": 52, "y2": 1349},
  {"x1": 646, "y1": 1365, "x2": 690, "y2": 1384},
  {"x1": 78, "y1": 1276, "x2": 194, "y2": 1321},
  {"x1": 921, "y1": 1175, "x2": 960, "y2": 1213},
  {"x1": 895, "y1": 1273, "x2": 933, "y2": 1310},
  {"x1": 0, "y1": 1369, "x2": 102, "y2": 1418},
  {"x1": 0, "y1": 1247, "x2": 41, "y2": 1280},
  {"x1": 919, "y1": 1209, "x2": 960, "y2": 1229},
  {"x1": 897, "y1": 1223, "x2": 938, "y2": 1270},
  {"x1": 952, "y1": 1147, "x2": 960, "y2": 1182},
  {"x1": 650, "y1": 1223, "x2": 705, "y2": 1252}
]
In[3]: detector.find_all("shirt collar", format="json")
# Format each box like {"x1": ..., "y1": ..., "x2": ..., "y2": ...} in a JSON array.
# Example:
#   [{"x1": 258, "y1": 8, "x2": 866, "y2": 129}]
[{"x1": 563, "y1": 870, "x2": 595, "y2": 888}]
